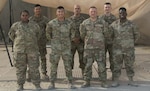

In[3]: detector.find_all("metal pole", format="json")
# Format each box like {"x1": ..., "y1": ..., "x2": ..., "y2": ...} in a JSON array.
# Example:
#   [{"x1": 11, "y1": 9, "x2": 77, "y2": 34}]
[
  {"x1": 0, "y1": 24, "x2": 13, "y2": 67},
  {"x1": 9, "y1": 0, "x2": 13, "y2": 52}
]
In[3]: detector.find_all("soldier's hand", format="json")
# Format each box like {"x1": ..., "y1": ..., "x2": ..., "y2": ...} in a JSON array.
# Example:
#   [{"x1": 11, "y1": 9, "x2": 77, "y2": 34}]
[{"x1": 73, "y1": 38, "x2": 80, "y2": 44}]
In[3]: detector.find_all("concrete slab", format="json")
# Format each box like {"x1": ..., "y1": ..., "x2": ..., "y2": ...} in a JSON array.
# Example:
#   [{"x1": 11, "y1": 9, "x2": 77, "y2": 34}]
[{"x1": 0, "y1": 45, "x2": 150, "y2": 91}]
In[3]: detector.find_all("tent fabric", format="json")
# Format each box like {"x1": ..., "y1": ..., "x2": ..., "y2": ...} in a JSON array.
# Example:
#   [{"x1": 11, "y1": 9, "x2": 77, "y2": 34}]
[
  {"x1": 20, "y1": 0, "x2": 150, "y2": 44},
  {"x1": 0, "y1": 0, "x2": 7, "y2": 14}
]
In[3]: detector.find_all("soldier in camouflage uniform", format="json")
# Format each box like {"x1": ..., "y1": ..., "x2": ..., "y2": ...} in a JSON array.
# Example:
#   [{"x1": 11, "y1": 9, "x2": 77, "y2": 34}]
[
  {"x1": 99, "y1": 2, "x2": 117, "y2": 75},
  {"x1": 8, "y1": 10, "x2": 41, "y2": 91},
  {"x1": 46, "y1": 6, "x2": 76, "y2": 89},
  {"x1": 29, "y1": 4, "x2": 49, "y2": 81},
  {"x1": 68, "y1": 5, "x2": 85, "y2": 74},
  {"x1": 110, "y1": 7, "x2": 140, "y2": 87},
  {"x1": 80, "y1": 6, "x2": 109, "y2": 88}
]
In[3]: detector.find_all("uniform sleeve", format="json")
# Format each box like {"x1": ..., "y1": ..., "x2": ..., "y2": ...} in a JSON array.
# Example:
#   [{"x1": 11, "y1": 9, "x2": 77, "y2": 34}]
[
  {"x1": 46, "y1": 22, "x2": 52, "y2": 41},
  {"x1": 8, "y1": 23, "x2": 17, "y2": 41},
  {"x1": 109, "y1": 23, "x2": 115, "y2": 40},
  {"x1": 35, "y1": 24, "x2": 42, "y2": 40},
  {"x1": 133, "y1": 24, "x2": 140, "y2": 43},
  {"x1": 70, "y1": 22, "x2": 76, "y2": 41},
  {"x1": 79, "y1": 22, "x2": 86, "y2": 41}
]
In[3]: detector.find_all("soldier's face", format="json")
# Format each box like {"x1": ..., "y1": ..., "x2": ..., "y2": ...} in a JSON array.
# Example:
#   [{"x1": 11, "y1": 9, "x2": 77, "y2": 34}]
[
  {"x1": 104, "y1": 4, "x2": 112, "y2": 13},
  {"x1": 119, "y1": 10, "x2": 127, "y2": 19},
  {"x1": 21, "y1": 12, "x2": 29, "y2": 22},
  {"x1": 56, "y1": 9, "x2": 65, "y2": 18},
  {"x1": 74, "y1": 5, "x2": 81, "y2": 15},
  {"x1": 34, "y1": 6, "x2": 41, "y2": 15},
  {"x1": 89, "y1": 8, "x2": 97, "y2": 18}
]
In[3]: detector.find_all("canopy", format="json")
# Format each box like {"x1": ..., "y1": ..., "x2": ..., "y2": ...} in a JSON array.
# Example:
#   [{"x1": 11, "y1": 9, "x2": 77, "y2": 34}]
[
  {"x1": 21, "y1": 0, "x2": 150, "y2": 44},
  {"x1": 0, "y1": 0, "x2": 7, "y2": 14}
]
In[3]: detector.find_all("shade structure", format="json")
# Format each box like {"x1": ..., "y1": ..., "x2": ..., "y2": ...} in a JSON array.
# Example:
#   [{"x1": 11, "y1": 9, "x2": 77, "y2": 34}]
[
  {"x1": 0, "y1": 0, "x2": 7, "y2": 13},
  {"x1": 22, "y1": 0, "x2": 150, "y2": 44}
]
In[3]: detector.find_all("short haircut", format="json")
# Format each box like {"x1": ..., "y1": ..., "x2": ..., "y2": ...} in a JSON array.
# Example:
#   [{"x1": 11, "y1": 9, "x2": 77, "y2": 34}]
[
  {"x1": 104, "y1": 2, "x2": 111, "y2": 5},
  {"x1": 34, "y1": 4, "x2": 41, "y2": 7},
  {"x1": 89, "y1": 6, "x2": 97, "y2": 9},
  {"x1": 119, "y1": 7, "x2": 127, "y2": 12},
  {"x1": 20, "y1": 10, "x2": 29, "y2": 15},
  {"x1": 57, "y1": 6, "x2": 64, "y2": 10}
]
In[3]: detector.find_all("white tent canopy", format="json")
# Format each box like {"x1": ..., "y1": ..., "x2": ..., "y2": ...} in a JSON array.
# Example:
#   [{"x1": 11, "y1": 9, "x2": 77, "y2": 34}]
[
  {"x1": 1, "y1": 0, "x2": 149, "y2": 44},
  {"x1": 22, "y1": 0, "x2": 150, "y2": 44},
  {"x1": 0, "y1": 0, "x2": 7, "y2": 14}
]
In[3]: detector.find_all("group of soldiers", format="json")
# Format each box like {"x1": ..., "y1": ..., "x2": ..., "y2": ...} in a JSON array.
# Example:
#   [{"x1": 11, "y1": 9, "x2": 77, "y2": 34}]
[{"x1": 8, "y1": 2, "x2": 140, "y2": 91}]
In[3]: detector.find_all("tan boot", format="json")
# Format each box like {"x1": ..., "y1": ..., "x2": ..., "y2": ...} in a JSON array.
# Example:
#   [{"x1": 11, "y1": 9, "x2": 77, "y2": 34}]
[
  {"x1": 41, "y1": 73, "x2": 49, "y2": 81},
  {"x1": 101, "y1": 81, "x2": 109, "y2": 88},
  {"x1": 17, "y1": 84, "x2": 24, "y2": 91},
  {"x1": 34, "y1": 84, "x2": 42, "y2": 91},
  {"x1": 81, "y1": 80, "x2": 90, "y2": 88},
  {"x1": 68, "y1": 81, "x2": 76, "y2": 89},
  {"x1": 111, "y1": 78, "x2": 119, "y2": 87},
  {"x1": 48, "y1": 81, "x2": 55, "y2": 90},
  {"x1": 128, "y1": 77, "x2": 138, "y2": 87}
]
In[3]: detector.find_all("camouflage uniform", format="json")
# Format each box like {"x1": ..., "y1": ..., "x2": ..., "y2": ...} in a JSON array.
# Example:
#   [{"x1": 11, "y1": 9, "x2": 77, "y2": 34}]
[
  {"x1": 8, "y1": 21, "x2": 41, "y2": 87},
  {"x1": 110, "y1": 19, "x2": 140, "y2": 81},
  {"x1": 29, "y1": 16, "x2": 49, "y2": 75},
  {"x1": 99, "y1": 14, "x2": 116, "y2": 71},
  {"x1": 68, "y1": 15, "x2": 85, "y2": 71},
  {"x1": 46, "y1": 18, "x2": 74, "y2": 82},
  {"x1": 80, "y1": 17, "x2": 107, "y2": 84}
]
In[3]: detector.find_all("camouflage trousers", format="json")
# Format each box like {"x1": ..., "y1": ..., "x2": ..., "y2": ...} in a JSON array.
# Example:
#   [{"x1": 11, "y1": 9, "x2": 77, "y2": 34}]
[
  {"x1": 13, "y1": 52, "x2": 40, "y2": 85},
  {"x1": 49, "y1": 49, "x2": 73, "y2": 82},
  {"x1": 112, "y1": 49, "x2": 135, "y2": 79},
  {"x1": 83, "y1": 49, "x2": 107, "y2": 81},
  {"x1": 39, "y1": 46, "x2": 47, "y2": 74},
  {"x1": 71, "y1": 42, "x2": 85, "y2": 70},
  {"x1": 105, "y1": 43, "x2": 113, "y2": 71}
]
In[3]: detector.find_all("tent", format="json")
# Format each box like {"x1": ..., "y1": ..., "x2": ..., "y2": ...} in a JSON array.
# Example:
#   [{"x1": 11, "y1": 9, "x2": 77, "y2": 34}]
[
  {"x1": 1, "y1": 0, "x2": 149, "y2": 44},
  {"x1": 0, "y1": 0, "x2": 7, "y2": 14},
  {"x1": 22, "y1": 0, "x2": 150, "y2": 45}
]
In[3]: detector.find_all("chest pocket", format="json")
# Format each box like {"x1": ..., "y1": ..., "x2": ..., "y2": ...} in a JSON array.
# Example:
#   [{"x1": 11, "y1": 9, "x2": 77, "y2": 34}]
[
  {"x1": 85, "y1": 24, "x2": 93, "y2": 31},
  {"x1": 94, "y1": 24, "x2": 104, "y2": 33},
  {"x1": 60, "y1": 24, "x2": 70, "y2": 38}
]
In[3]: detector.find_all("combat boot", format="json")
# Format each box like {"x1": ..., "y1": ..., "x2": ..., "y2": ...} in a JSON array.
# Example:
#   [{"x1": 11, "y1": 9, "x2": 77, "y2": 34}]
[
  {"x1": 101, "y1": 81, "x2": 109, "y2": 88},
  {"x1": 17, "y1": 84, "x2": 24, "y2": 91},
  {"x1": 111, "y1": 78, "x2": 119, "y2": 87},
  {"x1": 67, "y1": 81, "x2": 76, "y2": 89},
  {"x1": 34, "y1": 84, "x2": 42, "y2": 91},
  {"x1": 48, "y1": 81, "x2": 55, "y2": 90},
  {"x1": 41, "y1": 73, "x2": 49, "y2": 81},
  {"x1": 128, "y1": 77, "x2": 138, "y2": 87},
  {"x1": 81, "y1": 80, "x2": 90, "y2": 88}
]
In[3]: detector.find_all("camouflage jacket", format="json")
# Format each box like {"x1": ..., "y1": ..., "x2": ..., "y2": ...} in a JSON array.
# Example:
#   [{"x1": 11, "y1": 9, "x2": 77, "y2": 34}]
[
  {"x1": 99, "y1": 13, "x2": 117, "y2": 44},
  {"x1": 29, "y1": 16, "x2": 49, "y2": 46},
  {"x1": 110, "y1": 19, "x2": 140, "y2": 50},
  {"x1": 80, "y1": 17, "x2": 107, "y2": 50},
  {"x1": 46, "y1": 18, "x2": 75, "y2": 51},
  {"x1": 8, "y1": 21, "x2": 41, "y2": 53},
  {"x1": 68, "y1": 15, "x2": 85, "y2": 39}
]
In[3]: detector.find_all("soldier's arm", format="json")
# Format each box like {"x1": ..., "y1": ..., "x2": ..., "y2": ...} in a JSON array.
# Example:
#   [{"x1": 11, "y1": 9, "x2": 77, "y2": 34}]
[
  {"x1": 8, "y1": 23, "x2": 17, "y2": 41},
  {"x1": 46, "y1": 22, "x2": 52, "y2": 41},
  {"x1": 36, "y1": 24, "x2": 42, "y2": 40},
  {"x1": 109, "y1": 23, "x2": 115, "y2": 40},
  {"x1": 133, "y1": 24, "x2": 140, "y2": 43},
  {"x1": 79, "y1": 22, "x2": 86, "y2": 41}
]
